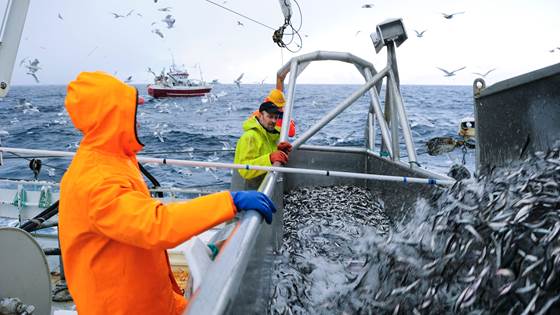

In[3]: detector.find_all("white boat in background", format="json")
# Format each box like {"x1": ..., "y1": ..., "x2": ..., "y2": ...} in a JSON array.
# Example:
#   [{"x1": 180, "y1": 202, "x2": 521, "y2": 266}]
[{"x1": 147, "y1": 63, "x2": 212, "y2": 98}]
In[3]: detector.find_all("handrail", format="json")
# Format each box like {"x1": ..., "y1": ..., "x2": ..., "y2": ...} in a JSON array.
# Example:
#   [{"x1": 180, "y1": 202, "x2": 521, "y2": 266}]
[
  {"x1": 0, "y1": 147, "x2": 453, "y2": 186},
  {"x1": 184, "y1": 171, "x2": 278, "y2": 314}
]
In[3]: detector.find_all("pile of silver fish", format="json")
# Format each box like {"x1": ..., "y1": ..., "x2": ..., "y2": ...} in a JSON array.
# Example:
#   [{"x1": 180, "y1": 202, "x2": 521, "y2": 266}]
[
  {"x1": 269, "y1": 185, "x2": 391, "y2": 314},
  {"x1": 330, "y1": 148, "x2": 560, "y2": 314},
  {"x1": 269, "y1": 148, "x2": 560, "y2": 314}
]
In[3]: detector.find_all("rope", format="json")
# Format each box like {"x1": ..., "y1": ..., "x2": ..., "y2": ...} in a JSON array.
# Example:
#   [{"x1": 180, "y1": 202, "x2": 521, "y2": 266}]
[{"x1": 203, "y1": 0, "x2": 275, "y2": 30}]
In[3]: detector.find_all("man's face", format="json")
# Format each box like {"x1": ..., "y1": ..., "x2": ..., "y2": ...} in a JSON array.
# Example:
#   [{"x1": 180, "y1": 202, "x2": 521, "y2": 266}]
[{"x1": 258, "y1": 110, "x2": 279, "y2": 132}]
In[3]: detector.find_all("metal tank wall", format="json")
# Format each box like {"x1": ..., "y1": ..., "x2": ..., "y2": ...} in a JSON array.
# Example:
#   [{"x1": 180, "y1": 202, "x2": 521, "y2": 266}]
[
  {"x1": 228, "y1": 147, "x2": 445, "y2": 313},
  {"x1": 474, "y1": 62, "x2": 560, "y2": 173}
]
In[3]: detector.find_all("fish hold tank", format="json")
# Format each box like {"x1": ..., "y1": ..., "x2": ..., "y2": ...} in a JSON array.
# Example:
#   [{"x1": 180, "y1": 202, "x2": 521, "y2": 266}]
[{"x1": 227, "y1": 146, "x2": 448, "y2": 314}]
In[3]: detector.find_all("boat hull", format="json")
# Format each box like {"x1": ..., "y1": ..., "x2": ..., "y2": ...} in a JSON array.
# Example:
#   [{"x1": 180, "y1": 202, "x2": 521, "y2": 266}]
[{"x1": 147, "y1": 85, "x2": 212, "y2": 98}]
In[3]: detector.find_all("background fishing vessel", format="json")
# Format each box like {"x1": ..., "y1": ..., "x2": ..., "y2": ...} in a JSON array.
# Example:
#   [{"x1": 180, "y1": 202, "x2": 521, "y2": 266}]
[{"x1": 147, "y1": 63, "x2": 212, "y2": 98}]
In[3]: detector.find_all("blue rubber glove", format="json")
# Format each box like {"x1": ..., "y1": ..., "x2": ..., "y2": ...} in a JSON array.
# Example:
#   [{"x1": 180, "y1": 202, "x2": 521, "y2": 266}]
[{"x1": 230, "y1": 191, "x2": 277, "y2": 224}]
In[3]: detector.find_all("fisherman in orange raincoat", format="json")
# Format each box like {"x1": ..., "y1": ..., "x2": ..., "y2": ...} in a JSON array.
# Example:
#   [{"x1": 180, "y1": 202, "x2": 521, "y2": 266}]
[{"x1": 59, "y1": 71, "x2": 276, "y2": 315}]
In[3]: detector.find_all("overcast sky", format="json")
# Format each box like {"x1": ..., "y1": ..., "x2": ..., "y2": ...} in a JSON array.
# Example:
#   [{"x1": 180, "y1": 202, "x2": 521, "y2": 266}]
[{"x1": 6, "y1": 0, "x2": 560, "y2": 86}]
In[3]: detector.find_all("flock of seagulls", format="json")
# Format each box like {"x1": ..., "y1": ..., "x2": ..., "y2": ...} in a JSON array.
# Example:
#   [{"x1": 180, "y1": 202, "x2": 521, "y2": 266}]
[
  {"x1": 106, "y1": 5, "x2": 175, "y2": 39},
  {"x1": 21, "y1": 3, "x2": 555, "y2": 85},
  {"x1": 357, "y1": 5, "x2": 475, "y2": 79}
]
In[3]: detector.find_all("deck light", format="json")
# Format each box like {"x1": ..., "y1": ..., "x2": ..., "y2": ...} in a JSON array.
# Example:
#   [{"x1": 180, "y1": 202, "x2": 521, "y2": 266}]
[{"x1": 371, "y1": 18, "x2": 408, "y2": 54}]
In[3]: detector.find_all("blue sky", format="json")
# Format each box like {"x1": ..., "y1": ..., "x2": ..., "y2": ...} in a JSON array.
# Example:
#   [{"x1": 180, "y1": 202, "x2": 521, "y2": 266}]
[{"x1": 6, "y1": 0, "x2": 560, "y2": 86}]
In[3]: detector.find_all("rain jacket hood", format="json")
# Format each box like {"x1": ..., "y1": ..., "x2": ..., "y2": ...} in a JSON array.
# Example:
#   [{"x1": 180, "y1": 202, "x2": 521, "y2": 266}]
[
  {"x1": 65, "y1": 71, "x2": 143, "y2": 156},
  {"x1": 59, "y1": 71, "x2": 236, "y2": 315},
  {"x1": 234, "y1": 116, "x2": 279, "y2": 179}
]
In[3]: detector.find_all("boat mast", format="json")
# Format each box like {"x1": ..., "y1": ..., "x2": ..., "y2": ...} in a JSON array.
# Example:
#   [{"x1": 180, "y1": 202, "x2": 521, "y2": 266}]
[{"x1": 0, "y1": 0, "x2": 30, "y2": 98}]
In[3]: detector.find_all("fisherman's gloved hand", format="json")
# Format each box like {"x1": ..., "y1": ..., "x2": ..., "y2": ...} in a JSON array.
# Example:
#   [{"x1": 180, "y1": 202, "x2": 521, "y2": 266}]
[
  {"x1": 277, "y1": 141, "x2": 292, "y2": 154},
  {"x1": 270, "y1": 150, "x2": 288, "y2": 165},
  {"x1": 230, "y1": 191, "x2": 276, "y2": 224}
]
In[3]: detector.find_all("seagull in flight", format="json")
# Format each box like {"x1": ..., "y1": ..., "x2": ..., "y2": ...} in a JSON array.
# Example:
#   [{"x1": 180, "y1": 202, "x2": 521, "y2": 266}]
[
  {"x1": 57, "y1": 13, "x2": 64, "y2": 20},
  {"x1": 234, "y1": 73, "x2": 244, "y2": 88},
  {"x1": 162, "y1": 15, "x2": 175, "y2": 28},
  {"x1": 21, "y1": 58, "x2": 41, "y2": 83},
  {"x1": 152, "y1": 28, "x2": 164, "y2": 38},
  {"x1": 361, "y1": 4, "x2": 374, "y2": 8},
  {"x1": 355, "y1": 30, "x2": 361, "y2": 36},
  {"x1": 237, "y1": 21, "x2": 244, "y2": 26},
  {"x1": 111, "y1": 10, "x2": 134, "y2": 19},
  {"x1": 441, "y1": 12, "x2": 465, "y2": 19},
  {"x1": 473, "y1": 68, "x2": 496, "y2": 78},
  {"x1": 414, "y1": 30, "x2": 427, "y2": 38},
  {"x1": 158, "y1": 7, "x2": 172, "y2": 12},
  {"x1": 25, "y1": 58, "x2": 41, "y2": 74},
  {"x1": 437, "y1": 66, "x2": 466, "y2": 77}
]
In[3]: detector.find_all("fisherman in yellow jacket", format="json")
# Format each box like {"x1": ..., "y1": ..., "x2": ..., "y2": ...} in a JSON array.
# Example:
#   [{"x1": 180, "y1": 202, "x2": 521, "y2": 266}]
[
  {"x1": 59, "y1": 71, "x2": 276, "y2": 315},
  {"x1": 234, "y1": 99, "x2": 293, "y2": 180}
]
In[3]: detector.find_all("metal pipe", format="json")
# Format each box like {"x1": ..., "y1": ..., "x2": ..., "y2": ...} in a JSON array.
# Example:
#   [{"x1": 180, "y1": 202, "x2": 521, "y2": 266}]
[
  {"x1": 189, "y1": 175, "x2": 276, "y2": 314},
  {"x1": 279, "y1": 61, "x2": 299, "y2": 143},
  {"x1": 0, "y1": 178, "x2": 60, "y2": 187},
  {"x1": 367, "y1": 111, "x2": 375, "y2": 151},
  {"x1": 388, "y1": 70, "x2": 418, "y2": 164},
  {"x1": 0, "y1": 147, "x2": 453, "y2": 185},
  {"x1": 364, "y1": 67, "x2": 393, "y2": 157},
  {"x1": 186, "y1": 172, "x2": 278, "y2": 315},
  {"x1": 386, "y1": 42, "x2": 402, "y2": 161},
  {"x1": 291, "y1": 66, "x2": 390, "y2": 148},
  {"x1": 385, "y1": 71, "x2": 400, "y2": 160},
  {"x1": 276, "y1": 51, "x2": 377, "y2": 88}
]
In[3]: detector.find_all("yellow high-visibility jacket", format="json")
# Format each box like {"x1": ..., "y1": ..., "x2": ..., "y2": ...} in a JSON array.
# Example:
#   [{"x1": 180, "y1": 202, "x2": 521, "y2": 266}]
[{"x1": 234, "y1": 116, "x2": 279, "y2": 179}]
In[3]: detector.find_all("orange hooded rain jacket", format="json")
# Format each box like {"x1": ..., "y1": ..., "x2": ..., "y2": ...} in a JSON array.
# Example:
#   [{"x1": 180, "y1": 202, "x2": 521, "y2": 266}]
[{"x1": 59, "y1": 71, "x2": 236, "y2": 315}]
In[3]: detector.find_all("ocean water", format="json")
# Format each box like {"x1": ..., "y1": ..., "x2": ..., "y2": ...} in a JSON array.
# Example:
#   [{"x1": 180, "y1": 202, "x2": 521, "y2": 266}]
[{"x1": 0, "y1": 83, "x2": 475, "y2": 189}]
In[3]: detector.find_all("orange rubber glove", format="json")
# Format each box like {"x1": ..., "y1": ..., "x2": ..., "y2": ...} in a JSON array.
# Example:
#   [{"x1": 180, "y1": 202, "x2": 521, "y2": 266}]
[
  {"x1": 277, "y1": 141, "x2": 292, "y2": 154},
  {"x1": 269, "y1": 150, "x2": 288, "y2": 165}
]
